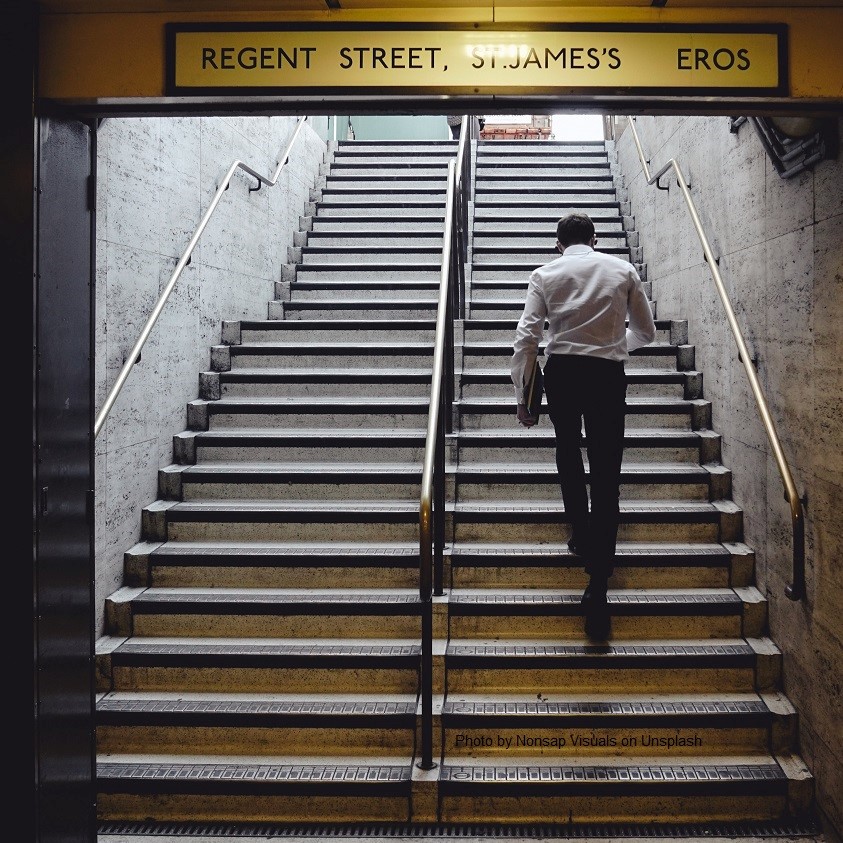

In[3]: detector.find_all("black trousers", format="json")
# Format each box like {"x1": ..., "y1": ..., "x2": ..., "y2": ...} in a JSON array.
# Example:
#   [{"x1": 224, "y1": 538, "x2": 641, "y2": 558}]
[{"x1": 542, "y1": 353, "x2": 627, "y2": 579}]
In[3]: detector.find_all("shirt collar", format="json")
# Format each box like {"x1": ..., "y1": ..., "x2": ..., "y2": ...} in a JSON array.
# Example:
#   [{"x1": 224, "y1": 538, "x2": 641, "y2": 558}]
[{"x1": 562, "y1": 244, "x2": 594, "y2": 256}]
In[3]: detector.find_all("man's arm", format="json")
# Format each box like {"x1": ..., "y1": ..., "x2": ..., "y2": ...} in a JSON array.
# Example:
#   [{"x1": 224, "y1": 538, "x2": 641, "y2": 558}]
[
  {"x1": 511, "y1": 275, "x2": 547, "y2": 408},
  {"x1": 626, "y1": 268, "x2": 657, "y2": 352}
]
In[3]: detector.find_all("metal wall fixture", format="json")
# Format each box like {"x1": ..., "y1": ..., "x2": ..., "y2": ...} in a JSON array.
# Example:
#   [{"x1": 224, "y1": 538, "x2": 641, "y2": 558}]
[
  {"x1": 94, "y1": 116, "x2": 309, "y2": 438},
  {"x1": 626, "y1": 116, "x2": 805, "y2": 601}
]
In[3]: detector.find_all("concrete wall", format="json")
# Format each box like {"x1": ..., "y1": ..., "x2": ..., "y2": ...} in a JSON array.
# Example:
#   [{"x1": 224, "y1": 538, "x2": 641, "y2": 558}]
[
  {"x1": 94, "y1": 115, "x2": 327, "y2": 635},
  {"x1": 615, "y1": 115, "x2": 842, "y2": 839}
]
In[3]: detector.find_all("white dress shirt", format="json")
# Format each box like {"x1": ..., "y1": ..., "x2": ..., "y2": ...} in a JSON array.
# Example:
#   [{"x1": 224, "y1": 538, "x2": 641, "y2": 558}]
[{"x1": 511, "y1": 244, "x2": 657, "y2": 403}]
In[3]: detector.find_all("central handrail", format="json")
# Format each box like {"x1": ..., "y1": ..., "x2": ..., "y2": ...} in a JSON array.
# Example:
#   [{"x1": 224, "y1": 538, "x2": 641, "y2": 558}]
[
  {"x1": 417, "y1": 157, "x2": 457, "y2": 772},
  {"x1": 625, "y1": 116, "x2": 806, "y2": 601},
  {"x1": 417, "y1": 116, "x2": 474, "y2": 770},
  {"x1": 94, "y1": 116, "x2": 309, "y2": 438}
]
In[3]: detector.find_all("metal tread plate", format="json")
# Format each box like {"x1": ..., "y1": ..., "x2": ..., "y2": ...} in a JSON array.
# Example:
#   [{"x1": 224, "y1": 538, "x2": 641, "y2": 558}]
[
  {"x1": 439, "y1": 762, "x2": 787, "y2": 795},
  {"x1": 446, "y1": 642, "x2": 756, "y2": 669},
  {"x1": 98, "y1": 761, "x2": 412, "y2": 796},
  {"x1": 97, "y1": 697, "x2": 417, "y2": 727},
  {"x1": 442, "y1": 698, "x2": 771, "y2": 728},
  {"x1": 449, "y1": 592, "x2": 740, "y2": 616}
]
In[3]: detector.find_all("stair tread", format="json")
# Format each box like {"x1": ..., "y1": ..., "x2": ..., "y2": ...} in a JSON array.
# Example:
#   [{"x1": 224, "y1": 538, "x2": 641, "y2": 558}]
[
  {"x1": 445, "y1": 690, "x2": 771, "y2": 706},
  {"x1": 190, "y1": 427, "x2": 427, "y2": 438},
  {"x1": 117, "y1": 586, "x2": 422, "y2": 604},
  {"x1": 102, "y1": 635, "x2": 422, "y2": 656},
  {"x1": 458, "y1": 396, "x2": 701, "y2": 406},
  {"x1": 456, "y1": 427, "x2": 709, "y2": 440},
  {"x1": 450, "y1": 587, "x2": 742, "y2": 602},
  {"x1": 239, "y1": 318, "x2": 437, "y2": 327},
  {"x1": 450, "y1": 541, "x2": 738, "y2": 557},
  {"x1": 217, "y1": 367, "x2": 433, "y2": 376},
  {"x1": 98, "y1": 690, "x2": 418, "y2": 718},
  {"x1": 455, "y1": 462, "x2": 709, "y2": 473},
  {"x1": 149, "y1": 540, "x2": 421, "y2": 557},
  {"x1": 176, "y1": 462, "x2": 709, "y2": 479},
  {"x1": 198, "y1": 396, "x2": 430, "y2": 408},
  {"x1": 165, "y1": 499, "x2": 728, "y2": 514},
  {"x1": 230, "y1": 342, "x2": 433, "y2": 350}
]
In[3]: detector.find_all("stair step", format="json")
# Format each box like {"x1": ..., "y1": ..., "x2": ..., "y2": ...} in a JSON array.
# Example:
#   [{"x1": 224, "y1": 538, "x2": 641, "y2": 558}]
[
  {"x1": 169, "y1": 462, "x2": 423, "y2": 501},
  {"x1": 446, "y1": 587, "x2": 763, "y2": 639},
  {"x1": 460, "y1": 367, "x2": 695, "y2": 399},
  {"x1": 304, "y1": 233, "x2": 444, "y2": 246},
  {"x1": 97, "y1": 636, "x2": 421, "y2": 693},
  {"x1": 310, "y1": 219, "x2": 446, "y2": 233},
  {"x1": 312, "y1": 204, "x2": 446, "y2": 217},
  {"x1": 445, "y1": 637, "x2": 780, "y2": 694},
  {"x1": 326, "y1": 167, "x2": 448, "y2": 177},
  {"x1": 448, "y1": 541, "x2": 754, "y2": 590},
  {"x1": 438, "y1": 756, "x2": 801, "y2": 823},
  {"x1": 126, "y1": 540, "x2": 423, "y2": 589},
  {"x1": 461, "y1": 342, "x2": 683, "y2": 368},
  {"x1": 451, "y1": 499, "x2": 734, "y2": 544},
  {"x1": 215, "y1": 368, "x2": 432, "y2": 398},
  {"x1": 238, "y1": 317, "x2": 437, "y2": 340},
  {"x1": 473, "y1": 200, "x2": 621, "y2": 211},
  {"x1": 474, "y1": 210, "x2": 623, "y2": 223},
  {"x1": 226, "y1": 342, "x2": 433, "y2": 367},
  {"x1": 452, "y1": 428, "x2": 715, "y2": 461},
  {"x1": 107, "y1": 587, "x2": 424, "y2": 638},
  {"x1": 454, "y1": 463, "x2": 717, "y2": 502},
  {"x1": 474, "y1": 222, "x2": 625, "y2": 234},
  {"x1": 299, "y1": 246, "x2": 442, "y2": 261},
  {"x1": 442, "y1": 691, "x2": 795, "y2": 758},
  {"x1": 97, "y1": 691, "x2": 418, "y2": 754},
  {"x1": 289, "y1": 279, "x2": 442, "y2": 297},
  {"x1": 456, "y1": 396, "x2": 709, "y2": 431},
  {"x1": 293, "y1": 265, "x2": 441, "y2": 281},
  {"x1": 188, "y1": 396, "x2": 430, "y2": 430},
  {"x1": 150, "y1": 499, "x2": 424, "y2": 542},
  {"x1": 97, "y1": 755, "x2": 414, "y2": 821},
  {"x1": 280, "y1": 299, "x2": 439, "y2": 319},
  {"x1": 184, "y1": 428, "x2": 427, "y2": 457}
]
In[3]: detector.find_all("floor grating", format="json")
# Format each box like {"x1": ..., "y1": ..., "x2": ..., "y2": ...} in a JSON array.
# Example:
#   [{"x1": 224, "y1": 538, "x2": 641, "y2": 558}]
[{"x1": 98, "y1": 818, "x2": 823, "y2": 838}]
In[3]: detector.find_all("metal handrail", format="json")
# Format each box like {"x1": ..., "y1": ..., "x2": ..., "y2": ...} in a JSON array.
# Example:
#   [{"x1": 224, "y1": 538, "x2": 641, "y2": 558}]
[
  {"x1": 626, "y1": 116, "x2": 805, "y2": 601},
  {"x1": 94, "y1": 116, "x2": 309, "y2": 438},
  {"x1": 417, "y1": 157, "x2": 458, "y2": 771}
]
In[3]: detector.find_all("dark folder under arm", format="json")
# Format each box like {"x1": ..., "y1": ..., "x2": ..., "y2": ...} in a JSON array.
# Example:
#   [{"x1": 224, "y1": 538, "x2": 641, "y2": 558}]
[{"x1": 524, "y1": 357, "x2": 544, "y2": 422}]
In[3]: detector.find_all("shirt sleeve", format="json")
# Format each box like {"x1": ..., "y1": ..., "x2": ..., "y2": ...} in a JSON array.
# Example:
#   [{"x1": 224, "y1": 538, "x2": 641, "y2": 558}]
[
  {"x1": 511, "y1": 274, "x2": 547, "y2": 403},
  {"x1": 625, "y1": 267, "x2": 657, "y2": 353}
]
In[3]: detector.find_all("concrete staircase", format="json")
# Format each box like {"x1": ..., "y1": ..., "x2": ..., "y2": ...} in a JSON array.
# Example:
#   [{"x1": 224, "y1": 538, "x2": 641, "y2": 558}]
[{"x1": 95, "y1": 137, "x2": 816, "y2": 832}]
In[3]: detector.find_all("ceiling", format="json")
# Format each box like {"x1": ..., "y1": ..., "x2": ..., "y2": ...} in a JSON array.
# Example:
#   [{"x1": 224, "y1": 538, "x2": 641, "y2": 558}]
[{"x1": 34, "y1": 0, "x2": 843, "y2": 12}]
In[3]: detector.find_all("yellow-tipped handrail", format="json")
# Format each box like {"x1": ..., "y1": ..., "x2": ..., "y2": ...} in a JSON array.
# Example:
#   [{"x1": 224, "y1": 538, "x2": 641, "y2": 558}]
[
  {"x1": 626, "y1": 116, "x2": 805, "y2": 601},
  {"x1": 94, "y1": 116, "x2": 309, "y2": 438}
]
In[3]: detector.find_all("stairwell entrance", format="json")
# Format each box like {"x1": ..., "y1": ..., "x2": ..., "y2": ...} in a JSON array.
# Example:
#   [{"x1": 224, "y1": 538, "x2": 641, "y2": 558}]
[{"x1": 28, "y1": 7, "x2": 843, "y2": 843}]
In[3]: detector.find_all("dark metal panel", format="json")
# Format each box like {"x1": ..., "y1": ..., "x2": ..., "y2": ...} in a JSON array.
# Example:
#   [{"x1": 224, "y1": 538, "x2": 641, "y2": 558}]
[{"x1": 34, "y1": 116, "x2": 97, "y2": 843}]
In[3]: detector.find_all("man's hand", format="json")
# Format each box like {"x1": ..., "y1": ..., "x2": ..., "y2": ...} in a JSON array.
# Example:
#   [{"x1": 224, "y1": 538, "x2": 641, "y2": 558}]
[{"x1": 516, "y1": 403, "x2": 537, "y2": 427}]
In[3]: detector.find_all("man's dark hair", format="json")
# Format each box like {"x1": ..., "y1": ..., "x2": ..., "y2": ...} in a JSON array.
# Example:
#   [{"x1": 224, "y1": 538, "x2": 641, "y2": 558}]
[{"x1": 556, "y1": 213, "x2": 595, "y2": 247}]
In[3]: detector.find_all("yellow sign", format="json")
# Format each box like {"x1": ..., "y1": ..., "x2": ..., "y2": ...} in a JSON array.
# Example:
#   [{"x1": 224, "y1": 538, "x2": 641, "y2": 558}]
[{"x1": 166, "y1": 24, "x2": 786, "y2": 95}]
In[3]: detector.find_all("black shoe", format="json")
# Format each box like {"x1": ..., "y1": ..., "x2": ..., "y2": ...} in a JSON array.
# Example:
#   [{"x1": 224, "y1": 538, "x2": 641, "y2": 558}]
[
  {"x1": 567, "y1": 538, "x2": 584, "y2": 556},
  {"x1": 580, "y1": 575, "x2": 608, "y2": 609},
  {"x1": 584, "y1": 604, "x2": 611, "y2": 641}
]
